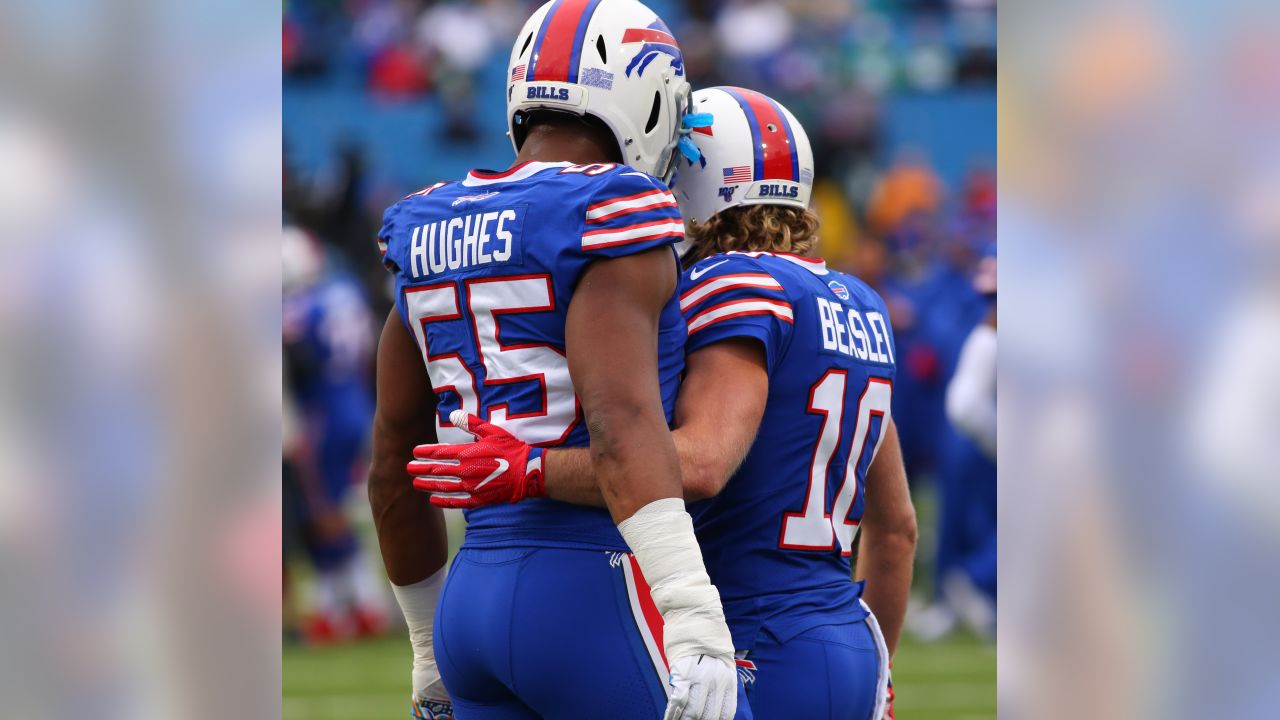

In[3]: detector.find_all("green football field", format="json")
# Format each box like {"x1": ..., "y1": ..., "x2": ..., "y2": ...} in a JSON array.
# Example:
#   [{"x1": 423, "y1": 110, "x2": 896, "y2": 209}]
[
  {"x1": 286, "y1": 486, "x2": 994, "y2": 718},
  {"x1": 282, "y1": 629, "x2": 995, "y2": 719}
]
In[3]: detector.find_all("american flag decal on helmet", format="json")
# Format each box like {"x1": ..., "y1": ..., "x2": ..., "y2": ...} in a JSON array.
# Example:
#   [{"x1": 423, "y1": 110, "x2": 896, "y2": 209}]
[
  {"x1": 723, "y1": 166, "x2": 752, "y2": 184},
  {"x1": 511, "y1": 64, "x2": 526, "y2": 81}
]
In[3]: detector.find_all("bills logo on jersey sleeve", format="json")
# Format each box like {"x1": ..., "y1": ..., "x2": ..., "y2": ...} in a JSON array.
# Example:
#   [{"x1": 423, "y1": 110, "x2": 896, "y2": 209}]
[
  {"x1": 828, "y1": 279, "x2": 851, "y2": 300},
  {"x1": 622, "y1": 19, "x2": 683, "y2": 77}
]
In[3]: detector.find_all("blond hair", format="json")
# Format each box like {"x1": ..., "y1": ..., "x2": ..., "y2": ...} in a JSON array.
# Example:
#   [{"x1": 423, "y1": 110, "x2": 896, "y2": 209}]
[{"x1": 683, "y1": 205, "x2": 821, "y2": 268}]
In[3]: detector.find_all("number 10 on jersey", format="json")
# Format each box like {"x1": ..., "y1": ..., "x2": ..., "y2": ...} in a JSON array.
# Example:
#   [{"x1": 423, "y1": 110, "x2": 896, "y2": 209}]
[{"x1": 781, "y1": 371, "x2": 893, "y2": 555}]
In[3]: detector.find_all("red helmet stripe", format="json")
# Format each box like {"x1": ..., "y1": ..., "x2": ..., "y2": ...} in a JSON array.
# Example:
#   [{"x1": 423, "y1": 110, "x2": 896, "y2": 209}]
[
  {"x1": 529, "y1": 0, "x2": 596, "y2": 82},
  {"x1": 723, "y1": 86, "x2": 795, "y2": 182}
]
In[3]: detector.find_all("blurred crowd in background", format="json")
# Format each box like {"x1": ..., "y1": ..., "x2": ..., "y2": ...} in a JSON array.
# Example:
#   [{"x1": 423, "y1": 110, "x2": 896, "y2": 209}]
[
  {"x1": 3, "y1": 0, "x2": 1278, "y2": 716},
  {"x1": 282, "y1": 0, "x2": 997, "y2": 647}
]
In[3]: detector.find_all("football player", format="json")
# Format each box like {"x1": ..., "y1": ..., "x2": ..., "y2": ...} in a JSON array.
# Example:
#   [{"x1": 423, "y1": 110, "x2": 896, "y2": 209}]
[
  {"x1": 282, "y1": 226, "x2": 388, "y2": 643},
  {"x1": 367, "y1": 2, "x2": 740, "y2": 719},
  {"x1": 410, "y1": 88, "x2": 917, "y2": 719}
]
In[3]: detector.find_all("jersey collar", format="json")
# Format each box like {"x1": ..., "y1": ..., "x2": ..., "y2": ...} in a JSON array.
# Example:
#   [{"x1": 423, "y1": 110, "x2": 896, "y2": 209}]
[
  {"x1": 728, "y1": 251, "x2": 829, "y2": 276},
  {"x1": 463, "y1": 161, "x2": 573, "y2": 187}
]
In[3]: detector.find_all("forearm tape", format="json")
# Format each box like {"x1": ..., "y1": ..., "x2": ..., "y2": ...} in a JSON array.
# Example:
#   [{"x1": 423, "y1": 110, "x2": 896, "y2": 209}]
[
  {"x1": 618, "y1": 498, "x2": 734, "y2": 661},
  {"x1": 391, "y1": 565, "x2": 449, "y2": 699}
]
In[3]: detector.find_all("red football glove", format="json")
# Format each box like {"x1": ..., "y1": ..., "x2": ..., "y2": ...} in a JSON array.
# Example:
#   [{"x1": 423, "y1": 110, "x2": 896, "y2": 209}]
[{"x1": 408, "y1": 410, "x2": 546, "y2": 509}]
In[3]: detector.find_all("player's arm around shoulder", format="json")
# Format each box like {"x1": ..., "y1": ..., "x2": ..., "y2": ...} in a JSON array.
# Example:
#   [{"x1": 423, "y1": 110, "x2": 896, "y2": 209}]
[
  {"x1": 408, "y1": 333, "x2": 768, "y2": 509},
  {"x1": 673, "y1": 338, "x2": 768, "y2": 501},
  {"x1": 546, "y1": 321, "x2": 769, "y2": 507},
  {"x1": 557, "y1": 246, "x2": 770, "y2": 506}
]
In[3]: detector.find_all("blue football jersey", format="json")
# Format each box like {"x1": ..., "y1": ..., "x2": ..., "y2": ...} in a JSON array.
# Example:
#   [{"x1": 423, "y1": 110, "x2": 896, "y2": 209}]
[
  {"x1": 379, "y1": 161, "x2": 687, "y2": 551},
  {"x1": 282, "y1": 272, "x2": 375, "y2": 416},
  {"x1": 679, "y1": 251, "x2": 897, "y2": 649}
]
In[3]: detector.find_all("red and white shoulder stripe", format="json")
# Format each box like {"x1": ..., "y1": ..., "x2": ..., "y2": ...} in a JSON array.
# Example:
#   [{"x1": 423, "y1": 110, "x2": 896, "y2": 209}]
[
  {"x1": 585, "y1": 188, "x2": 678, "y2": 224},
  {"x1": 686, "y1": 297, "x2": 794, "y2": 334},
  {"x1": 581, "y1": 218, "x2": 684, "y2": 251},
  {"x1": 405, "y1": 181, "x2": 449, "y2": 199},
  {"x1": 680, "y1": 272, "x2": 783, "y2": 312}
]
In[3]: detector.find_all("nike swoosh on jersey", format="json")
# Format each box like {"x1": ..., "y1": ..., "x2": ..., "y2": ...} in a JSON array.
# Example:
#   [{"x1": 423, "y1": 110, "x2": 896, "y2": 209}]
[
  {"x1": 689, "y1": 259, "x2": 730, "y2": 280},
  {"x1": 475, "y1": 458, "x2": 510, "y2": 489}
]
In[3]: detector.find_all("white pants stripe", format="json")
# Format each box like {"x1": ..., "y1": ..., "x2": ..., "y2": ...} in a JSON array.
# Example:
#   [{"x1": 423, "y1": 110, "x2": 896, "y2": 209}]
[
  {"x1": 861, "y1": 599, "x2": 891, "y2": 720},
  {"x1": 622, "y1": 555, "x2": 672, "y2": 699}
]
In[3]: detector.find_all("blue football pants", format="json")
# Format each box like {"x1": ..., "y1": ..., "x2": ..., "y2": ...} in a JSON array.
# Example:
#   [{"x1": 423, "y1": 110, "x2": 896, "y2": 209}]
[{"x1": 435, "y1": 546, "x2": 752, "y2": 720}]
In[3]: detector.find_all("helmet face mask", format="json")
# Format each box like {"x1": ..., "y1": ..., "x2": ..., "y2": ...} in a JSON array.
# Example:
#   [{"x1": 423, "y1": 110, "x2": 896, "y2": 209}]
[
  {"x1": 652, "y1": 81, "x2": 692, "y2": 184},
  {"x1": 671, "y1": 87, "x2": 815, "y2": 225},
  {"x1": 506, "y1": 0, "x2": 690, "y2": 180}
]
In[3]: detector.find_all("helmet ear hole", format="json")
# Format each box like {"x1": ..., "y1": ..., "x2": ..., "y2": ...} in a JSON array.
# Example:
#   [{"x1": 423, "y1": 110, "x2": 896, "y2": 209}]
[
  {"x1": 596, "y1": 35, "x2": 607, "y2": 63},
  {"x1": 644, "y1": 91, "x2": 661, "y2": 134}
]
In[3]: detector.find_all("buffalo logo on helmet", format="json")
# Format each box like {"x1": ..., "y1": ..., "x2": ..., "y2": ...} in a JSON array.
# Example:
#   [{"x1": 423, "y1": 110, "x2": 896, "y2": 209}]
[{"x1": 622, "y1": 19, "x2": 683, "y2": 77}]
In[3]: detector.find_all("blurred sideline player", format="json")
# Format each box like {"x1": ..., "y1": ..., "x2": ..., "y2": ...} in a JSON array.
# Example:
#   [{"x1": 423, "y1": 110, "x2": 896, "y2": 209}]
[
  {"x1": 947, "y1": 254, "x2": 996, "y2": 458},
  {"x1": 367, "y1": 1, "x2": 739, "y2": 718},
  {"x1": 938, "y1": 253, "x2": 997, "y2": 635},
  {"x1": 282, "y1": 225, "x2": 388, "y2": 643},
  {"x1": 411, "y1": 88, "x2": 917, "y2": 720}
]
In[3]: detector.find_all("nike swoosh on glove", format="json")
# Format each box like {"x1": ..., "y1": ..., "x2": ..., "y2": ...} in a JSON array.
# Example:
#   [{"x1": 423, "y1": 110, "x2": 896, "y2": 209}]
[
  {"x1": 408, "y1": 410, "x2": 546, "y2": 509},
  {"x1": 664, "y1": 654, "x2": 737, "y2": 720}
]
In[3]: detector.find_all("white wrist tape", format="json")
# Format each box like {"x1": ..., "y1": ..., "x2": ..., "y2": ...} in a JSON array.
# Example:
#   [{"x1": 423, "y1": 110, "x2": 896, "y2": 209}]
[
  {"x1": 618, "y1": 498, "x2": 734, "y2": 663},
  {"x1": 391, "y1": 566, "x2": 449, "y2": 700}
]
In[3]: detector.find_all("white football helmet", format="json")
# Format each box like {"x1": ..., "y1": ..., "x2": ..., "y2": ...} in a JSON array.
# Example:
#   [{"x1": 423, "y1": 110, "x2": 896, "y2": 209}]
[
  {"x1": 506, "y1": 0, "x2": 691, "y2": 182},
  {"x1": 282, "y1": 224, "x2": 323, "y2": 292},
  {"x1": 671, "y1": 87, "x2": 815, "y2": 224}
]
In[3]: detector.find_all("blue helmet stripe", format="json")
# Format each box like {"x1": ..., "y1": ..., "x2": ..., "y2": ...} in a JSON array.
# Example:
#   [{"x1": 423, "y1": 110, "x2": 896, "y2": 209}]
[
  {"x1": 722, "y1": 87, "x2": 765, "y2": 182},
  {"x1": 566, "y1": 0, "x2": 604, "y2": 83}
]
